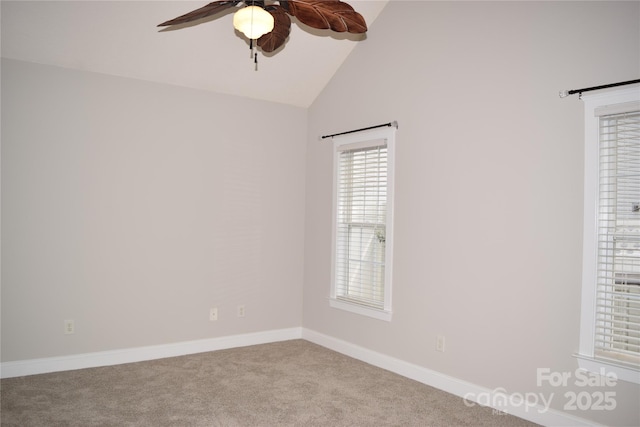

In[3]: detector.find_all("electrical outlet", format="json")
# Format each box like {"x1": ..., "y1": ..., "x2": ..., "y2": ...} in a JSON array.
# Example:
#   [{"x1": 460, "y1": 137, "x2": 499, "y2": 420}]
[
  {"x1": 436, "y1": 335, "x2": 445, "y2": 352},
  {"x1": 237, "y1": 305, "x2": 245, "y2": 318},
  {"x1": 209, "y1": 307, "x2": 218, "y2": 321},
  {"x1": 64, "y1": 319, "x2": 75, "y2": 335}
]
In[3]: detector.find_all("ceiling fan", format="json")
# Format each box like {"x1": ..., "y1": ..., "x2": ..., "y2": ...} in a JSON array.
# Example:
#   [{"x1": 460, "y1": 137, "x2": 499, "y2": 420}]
[{"x1": 158, "y1": 0, "x2": 367, "y2": 55}]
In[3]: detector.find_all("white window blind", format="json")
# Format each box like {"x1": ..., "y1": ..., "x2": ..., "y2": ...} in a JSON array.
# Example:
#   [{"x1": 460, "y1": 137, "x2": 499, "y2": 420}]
[
  {"x1": 330, "y1": 126, "x2": 396, "y2": 321},
  {"x1": 335, "y1": 142, "x2": 387, "y2": 309},
  {"x1": 595, "y1": 109, "x2": 640, "y2": 364},
  {"x1": 578, "y1": 88, "x2": 640, "y2": 383}
]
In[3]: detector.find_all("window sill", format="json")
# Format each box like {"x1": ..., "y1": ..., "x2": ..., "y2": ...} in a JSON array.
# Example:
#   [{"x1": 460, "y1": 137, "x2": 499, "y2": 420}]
[
  {"x1": 574, "y1": 353, "x2": 640, "y2": 384},
  {"x1": 329, "y1": 298, "x2": 392, "y2": 322}
]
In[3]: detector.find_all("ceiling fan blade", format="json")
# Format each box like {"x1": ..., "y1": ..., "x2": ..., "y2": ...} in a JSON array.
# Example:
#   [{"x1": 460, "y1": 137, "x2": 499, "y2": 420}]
[
  {"x1": 158, "y1": 0, "x2": 240, "y2": 27},
  {"x1": 258, "y1": 5, "x2": 291, "y2": 53},
  {"x1": 281, "y1": 0, "x2": 367, "y2": 33}
]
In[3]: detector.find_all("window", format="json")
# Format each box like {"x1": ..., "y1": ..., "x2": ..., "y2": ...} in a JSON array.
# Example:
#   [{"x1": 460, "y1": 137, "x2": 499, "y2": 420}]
[
  {"x1": 579, "y1": 87, "x2": 640, "y2": 383},
  {"x1": 330, "y1": 126, "x2": 396, "y2": 321}
]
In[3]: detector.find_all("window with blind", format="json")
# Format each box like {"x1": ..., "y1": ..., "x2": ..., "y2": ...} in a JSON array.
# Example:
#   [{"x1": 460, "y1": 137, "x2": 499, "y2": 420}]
[
  {"x1": 596, "y1": 109, "x2": 640, "y2": 362},
  {"x1": 330, "y1": 126, "x2": 396, "y2": 321},
  {"x1": 579, "y1": 87, "x2": 640, "y2": 384}
]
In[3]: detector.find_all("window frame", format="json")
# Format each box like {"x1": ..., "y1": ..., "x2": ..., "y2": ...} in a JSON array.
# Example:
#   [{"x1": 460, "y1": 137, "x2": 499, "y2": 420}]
[
  {"x1": 329, "y1": 126, "x2": 396, "y2": 321},
  {"x1": 578, "y1": 86, "x2": 640, "y2": 384}
]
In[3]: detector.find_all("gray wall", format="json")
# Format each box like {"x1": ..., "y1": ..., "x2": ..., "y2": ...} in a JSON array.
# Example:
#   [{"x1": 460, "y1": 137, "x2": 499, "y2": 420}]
[
  {"x1": 1, "y1": 59, "x2": 307, "y2": 360},
  {"x1": 304, "y1": 2, "x2": 639, "y2": 426}
]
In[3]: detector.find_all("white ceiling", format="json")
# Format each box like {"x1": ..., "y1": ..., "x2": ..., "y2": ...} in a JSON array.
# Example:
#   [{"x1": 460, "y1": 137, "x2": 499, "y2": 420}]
[{"x1": 1, "y1": 0, "x2": 388, "y2": 108}]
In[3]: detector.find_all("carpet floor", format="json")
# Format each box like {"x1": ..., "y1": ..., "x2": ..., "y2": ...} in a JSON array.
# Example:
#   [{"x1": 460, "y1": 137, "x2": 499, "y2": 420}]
[{"x1": 1, "y1": 339, "x2": 539, "y2": 426}]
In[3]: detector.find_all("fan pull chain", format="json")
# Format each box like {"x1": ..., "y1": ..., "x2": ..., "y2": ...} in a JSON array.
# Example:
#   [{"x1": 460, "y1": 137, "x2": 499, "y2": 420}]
[{"x1": 248, "y1": 38, "x2": 259, "y2": 71}]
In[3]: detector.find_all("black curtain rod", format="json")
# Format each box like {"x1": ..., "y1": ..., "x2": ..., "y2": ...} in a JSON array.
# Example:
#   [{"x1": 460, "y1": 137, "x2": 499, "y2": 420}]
[
  {"x1": 321, "y1": 121, "x2": 398, "y2": 139},
  {"x1": 559, "y1": 79, "x2": 640, "y2": 98}
]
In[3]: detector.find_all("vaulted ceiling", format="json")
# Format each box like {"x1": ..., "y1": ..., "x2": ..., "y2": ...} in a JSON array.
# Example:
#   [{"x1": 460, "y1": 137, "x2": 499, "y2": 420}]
[{"x1": 1, "y1": 1, "x2": 388, "y2": 107}]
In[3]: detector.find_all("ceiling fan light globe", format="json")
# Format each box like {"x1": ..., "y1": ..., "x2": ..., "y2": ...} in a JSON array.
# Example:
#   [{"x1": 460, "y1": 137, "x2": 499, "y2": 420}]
[{"x1": 233, "y1": 6, "x2": 274, "y2": 39}]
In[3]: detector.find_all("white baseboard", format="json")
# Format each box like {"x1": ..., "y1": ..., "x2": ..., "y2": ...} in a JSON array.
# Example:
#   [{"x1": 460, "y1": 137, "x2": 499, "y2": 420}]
[
  {"x1": 0, "y1": 326, "x2": 606, "y2": 427},
  {"x1": 0, "y1": 327, "x2": 303, "y2": 379},
  {"x1": 301, "y1": 328, "x2": 605, "y2": 427}
]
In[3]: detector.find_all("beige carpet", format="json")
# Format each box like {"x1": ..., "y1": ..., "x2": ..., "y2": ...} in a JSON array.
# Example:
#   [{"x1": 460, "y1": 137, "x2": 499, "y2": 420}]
[{"x1": 1, "y1": 339, "x2": 539, "y2": 426}]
